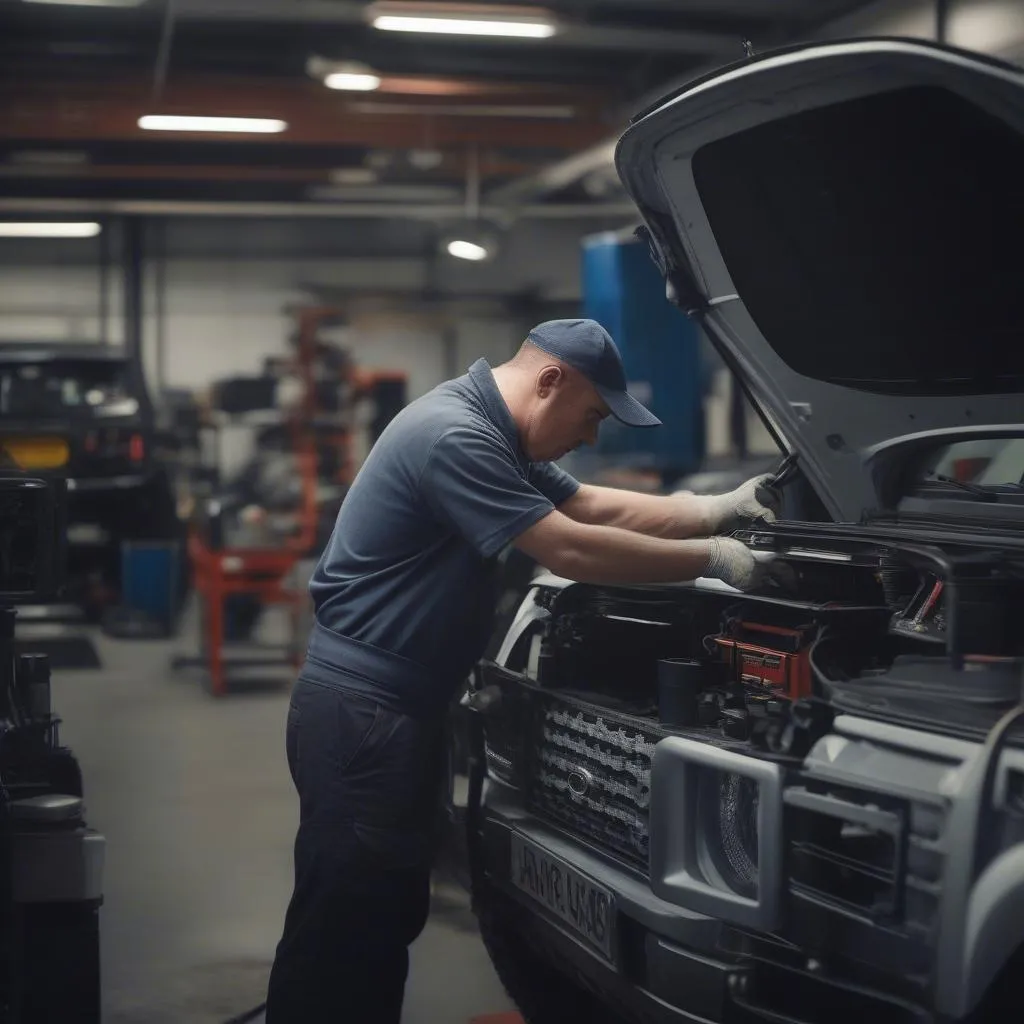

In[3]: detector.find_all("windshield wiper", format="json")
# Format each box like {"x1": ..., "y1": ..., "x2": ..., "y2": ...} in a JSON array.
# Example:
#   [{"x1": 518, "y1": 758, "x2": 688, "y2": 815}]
[{"x1": 926, "y1": 474, "x2": 1000, "y2": 502}]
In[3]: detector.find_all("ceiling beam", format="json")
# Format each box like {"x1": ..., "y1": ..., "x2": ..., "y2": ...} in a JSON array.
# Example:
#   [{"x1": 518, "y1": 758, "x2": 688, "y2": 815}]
[
  {"x1": 483, "y1": 0, "x2": 879, "y2": 204},
  {"x1": 0, "y1": 77, "x2": 611, "y2": 151}
]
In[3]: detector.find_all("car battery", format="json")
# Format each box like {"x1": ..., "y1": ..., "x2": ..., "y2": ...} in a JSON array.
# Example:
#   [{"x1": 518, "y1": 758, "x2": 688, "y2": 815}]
[{"x1": 712, "y1": 620, "x2": 815, "y2": 701}]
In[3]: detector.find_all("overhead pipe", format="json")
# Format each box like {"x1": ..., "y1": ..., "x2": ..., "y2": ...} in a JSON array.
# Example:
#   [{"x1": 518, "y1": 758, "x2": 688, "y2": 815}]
[
  {"x1": 122, "y1": 217, "x2": 144, "y2": 368},
  {"x1": 152, "y1": 0, "x2": 178, "y2": 103},
  {"x1": 98, "y1": 218, "x2": 111, "y2": 345},
  {"x1": 485, "y1": 139, "x2": 618, "y2": 206},
  {"x1": 0, "y1": 198, "x2": 638, "y2": 220},
  {"x1": 154, "y1": 218, "x2": 167, "y2": 395},
  {"x1": 482, "y1": 1, "x2": 893, "y2": 208}
]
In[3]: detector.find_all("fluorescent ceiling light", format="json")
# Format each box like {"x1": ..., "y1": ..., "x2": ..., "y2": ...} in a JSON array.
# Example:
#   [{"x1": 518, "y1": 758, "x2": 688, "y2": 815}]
[
  {"x1": 0, "y1": 222, "x2": 101, "y2": 238},
  {"x1": 446, "y1": 239, "x2": 489, "y2": 261},
  {"x1": 307, "y1": 57, "x2": 380, "y2": 92},
  {"x1": 374, "y1": 15, "x2": 554, "y2": 37},
  {"x1": 138, "y1": 115, "x2": 287, "y2": 134},
  {"x1": 325, "y1": 71, "x2": 381, "y2": 91},
  {"x1": 370, "y1": 4, "x2": 556, "y2": 38}
]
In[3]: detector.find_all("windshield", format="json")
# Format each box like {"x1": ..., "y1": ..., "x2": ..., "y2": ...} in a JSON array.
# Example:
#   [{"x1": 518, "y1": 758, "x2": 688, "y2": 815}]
[
  {"x1": 0, "y1": 359, "x2": 137, "y2": 419},
  {"x1": 917, "y1": 438, "x2": 1024, "y2": 490}
]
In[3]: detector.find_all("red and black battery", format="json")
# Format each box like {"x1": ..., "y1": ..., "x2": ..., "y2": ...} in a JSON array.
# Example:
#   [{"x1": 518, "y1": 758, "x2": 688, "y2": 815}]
[{"x1": 713, "y1": 620, "x2": 815, "y2": 701}]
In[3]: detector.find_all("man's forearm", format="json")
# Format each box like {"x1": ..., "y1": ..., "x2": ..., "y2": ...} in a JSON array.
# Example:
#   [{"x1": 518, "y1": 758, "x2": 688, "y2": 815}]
[
  {"x1": 551, "y1": 521, "x2": 714, "y2": 584},
  {"x1": 561, "y1": 483, "x2": 711, "y2": 539}
]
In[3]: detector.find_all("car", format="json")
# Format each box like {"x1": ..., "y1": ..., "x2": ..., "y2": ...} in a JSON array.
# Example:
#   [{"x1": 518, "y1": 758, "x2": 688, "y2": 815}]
[
  {"x1": 449, "y1": 37, "x2": 1024, "y2": 1024},
  {"x1": 0, "y1": 344, "x2": 179, "y2": 612}
]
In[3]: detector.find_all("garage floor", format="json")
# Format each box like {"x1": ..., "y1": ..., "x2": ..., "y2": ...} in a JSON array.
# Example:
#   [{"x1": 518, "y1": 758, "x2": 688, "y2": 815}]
[{"x1": 46, "y1": 608, "x2": 516, "y2": 1024}]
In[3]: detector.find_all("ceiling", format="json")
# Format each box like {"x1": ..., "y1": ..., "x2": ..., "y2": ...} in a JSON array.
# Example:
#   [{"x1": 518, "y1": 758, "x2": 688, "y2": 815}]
[{"x1": 0, "y1": 0, "x2": 876, "y2": 218}]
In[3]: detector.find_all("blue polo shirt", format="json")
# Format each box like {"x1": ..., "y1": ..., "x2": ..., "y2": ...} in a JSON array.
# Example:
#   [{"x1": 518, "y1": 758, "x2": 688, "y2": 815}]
[{"x1": 304, "y1": 358, "x2": 580, "y2": 716}]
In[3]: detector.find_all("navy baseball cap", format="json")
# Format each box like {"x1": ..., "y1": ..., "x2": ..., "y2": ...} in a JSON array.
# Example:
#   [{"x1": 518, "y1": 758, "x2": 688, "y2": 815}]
[{"x1": 526, "y1": 318, "x2": 661, "y2": 428}]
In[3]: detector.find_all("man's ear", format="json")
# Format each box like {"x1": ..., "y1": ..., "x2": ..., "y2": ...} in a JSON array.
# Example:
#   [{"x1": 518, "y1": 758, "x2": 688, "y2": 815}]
[{"x1": 536, "y1": 365, "x2": 564, "y2": 397}]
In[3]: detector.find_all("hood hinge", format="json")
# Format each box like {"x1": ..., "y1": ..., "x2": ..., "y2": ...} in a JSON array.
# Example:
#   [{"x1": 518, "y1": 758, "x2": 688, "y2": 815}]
[{"x1": 633, "y1": 223, "x2": 708, "y2": 319}]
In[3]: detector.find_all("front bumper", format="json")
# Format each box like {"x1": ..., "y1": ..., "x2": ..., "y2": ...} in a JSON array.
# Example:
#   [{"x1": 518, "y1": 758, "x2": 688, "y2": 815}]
[{"x1": 476, "y1": 782, "x2": 930, "y2": 1024}]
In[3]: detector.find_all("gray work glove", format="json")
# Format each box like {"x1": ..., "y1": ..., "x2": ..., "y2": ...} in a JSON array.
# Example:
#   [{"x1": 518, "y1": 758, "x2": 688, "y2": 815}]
[
  {"x1": 690, "y1": 474, "x2": 782, "y2": 535},
  {"x1": 704, "y1": 537, "x2": 796, "y2": 593}
]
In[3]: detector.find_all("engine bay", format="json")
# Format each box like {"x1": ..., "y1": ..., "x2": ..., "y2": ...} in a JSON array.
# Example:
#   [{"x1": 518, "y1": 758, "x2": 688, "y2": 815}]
[{"x1": 498, "y1": 534, "x2": 1024, "y2": 750}]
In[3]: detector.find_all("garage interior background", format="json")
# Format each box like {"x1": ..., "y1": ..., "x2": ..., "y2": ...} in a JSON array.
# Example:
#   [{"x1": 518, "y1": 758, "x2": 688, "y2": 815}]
[
  {"x1": 5, "y1": 0, "x2": 1021, "y2": 477},
  {"x1": 1, "y1": 1, "x2": 1024, "y2": 1023}
]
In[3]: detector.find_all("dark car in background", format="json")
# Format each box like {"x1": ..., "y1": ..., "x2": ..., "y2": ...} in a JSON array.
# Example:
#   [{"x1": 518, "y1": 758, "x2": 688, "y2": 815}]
[{"x1": 0, "y1": 344, "x2": 178, "y2": 611}]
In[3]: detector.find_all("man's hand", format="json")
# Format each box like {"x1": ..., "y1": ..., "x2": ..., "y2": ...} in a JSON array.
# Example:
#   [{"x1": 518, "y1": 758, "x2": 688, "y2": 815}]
[
  {"x1": 683, "y1": 474, "x2": 782, "y2": 535},
  {"x1": 704, "y1": 536, "x2": 796, "y2": 593}
]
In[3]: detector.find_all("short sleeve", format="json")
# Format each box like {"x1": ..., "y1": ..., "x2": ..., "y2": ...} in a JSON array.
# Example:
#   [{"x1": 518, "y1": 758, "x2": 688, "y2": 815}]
[
  {"x1": 528, "y1": 460, "x2": 580, "y2": 508},
  {"x1": 420, "y1": 428, "x2": 556, "y2": 559}
]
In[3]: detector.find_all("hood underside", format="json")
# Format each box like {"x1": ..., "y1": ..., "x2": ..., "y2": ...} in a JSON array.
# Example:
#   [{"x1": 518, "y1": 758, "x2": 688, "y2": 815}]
[{"x1": 615, "y1": 39, "x2": 1024, "y2": 523}]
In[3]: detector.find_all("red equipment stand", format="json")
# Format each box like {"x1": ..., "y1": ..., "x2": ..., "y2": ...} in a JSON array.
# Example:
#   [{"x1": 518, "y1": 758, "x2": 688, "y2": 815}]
[
  {"x1": 182, "y1": 446, "x2": 319, "y2": 696},
  {"x1": 180, "y1": 304, "x2": 406, "y2": 696}
]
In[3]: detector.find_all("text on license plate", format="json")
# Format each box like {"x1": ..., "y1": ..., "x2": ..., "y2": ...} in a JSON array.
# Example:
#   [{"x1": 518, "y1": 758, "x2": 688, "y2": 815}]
[{"x1": 509, "y1": 834, "x2": 614, "y2": 960}]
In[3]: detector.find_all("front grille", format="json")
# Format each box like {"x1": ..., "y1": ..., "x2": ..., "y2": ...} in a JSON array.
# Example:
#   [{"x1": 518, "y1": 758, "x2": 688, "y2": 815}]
[
  {"x1": 784, "y1": 785, "x2": 908, "y2": 923},
  {"x1": 527, "y1": 696, "x2": 660, "y2": 865}
]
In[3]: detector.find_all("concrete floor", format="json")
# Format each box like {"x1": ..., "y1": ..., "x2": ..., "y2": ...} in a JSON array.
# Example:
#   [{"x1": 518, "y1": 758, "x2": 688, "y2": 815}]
[{"x1": 47, "y1": 611, "x2": 515, "y2": 1024}]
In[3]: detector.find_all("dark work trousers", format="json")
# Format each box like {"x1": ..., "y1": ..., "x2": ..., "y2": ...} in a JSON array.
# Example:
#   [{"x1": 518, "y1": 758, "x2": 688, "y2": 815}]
[{"x1": 265, "y1": 676, "x2": 446, "y2": 1024}]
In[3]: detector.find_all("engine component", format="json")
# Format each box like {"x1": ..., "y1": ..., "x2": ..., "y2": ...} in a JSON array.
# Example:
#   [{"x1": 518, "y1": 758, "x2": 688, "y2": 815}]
[
  {"x1": 891, "y1": 575, "x2": 947, "y2": 640},
  {"x1": 722, "y1": 706, "x2": 752, "y2": 740},
  {"x1": 877, "y1": 553, "x2": 920, "y2": 609},
  {"x1": 544, "y1": 590, "x2": 694, "y2": 704},
  {"x1": 656, "y1": 657, "x2": 701, "y2": 727},
  {"x1": 713, "y1": 619, "x2": 815, "y2": 701},
  {"x1": 755, "y1": 697, "x2": 834, "y2": 758},
  {"x1": 698, "y1": 690, "x2": 723, "y2": 727}
]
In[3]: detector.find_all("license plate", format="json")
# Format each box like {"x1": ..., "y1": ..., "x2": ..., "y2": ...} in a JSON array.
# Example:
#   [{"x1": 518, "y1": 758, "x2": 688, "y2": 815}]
[
  {"x1": 510, "y1": 833, "x2": 615, "y2": 961},
  {"x1": 1, "y1": 437, "x2": 69, "y2": 470}
]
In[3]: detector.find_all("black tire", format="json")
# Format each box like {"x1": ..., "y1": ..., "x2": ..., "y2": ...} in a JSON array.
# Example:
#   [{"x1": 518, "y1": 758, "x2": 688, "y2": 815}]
[
  {"x1": 474, "y1": 883, "x2": 628, "y2": 1024},
  {"x1": 963, "y1": 941, "x2": 1024, "y2": 1022}
]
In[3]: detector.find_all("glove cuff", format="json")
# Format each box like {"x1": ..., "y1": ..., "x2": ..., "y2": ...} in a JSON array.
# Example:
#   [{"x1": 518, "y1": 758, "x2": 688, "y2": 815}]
[
  {"x1": 690, "y1": 494, "x2": 726, "y2": 536},
  {"x1": 704, "y1": 536, "x2": 724, "y2": 580}
]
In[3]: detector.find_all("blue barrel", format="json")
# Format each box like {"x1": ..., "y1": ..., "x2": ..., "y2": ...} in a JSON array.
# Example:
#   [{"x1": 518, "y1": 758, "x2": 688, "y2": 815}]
[
  {"x1": 120, "y1": 541, "x2": 180, "y2": 631},
  {"x1": 582, "y1": 230, "x2": 705, "y2": 481}
]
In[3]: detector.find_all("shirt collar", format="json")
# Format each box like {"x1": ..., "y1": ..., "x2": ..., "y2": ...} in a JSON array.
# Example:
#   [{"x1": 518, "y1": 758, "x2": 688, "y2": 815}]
[{"x1": 466, "y1": 358, "x2": 525, "y2": 462}]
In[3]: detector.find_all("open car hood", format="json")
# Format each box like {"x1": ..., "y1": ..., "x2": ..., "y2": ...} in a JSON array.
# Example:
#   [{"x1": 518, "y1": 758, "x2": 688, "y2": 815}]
[{"x1": 615, "y1": 39, "x2": 1024, "y2": 523}]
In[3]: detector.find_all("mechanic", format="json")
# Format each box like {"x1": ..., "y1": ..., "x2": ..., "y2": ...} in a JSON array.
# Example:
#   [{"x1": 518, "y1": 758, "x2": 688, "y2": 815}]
[{"x1": 265, "y1": 318, "x2": 785, "y2": 1023}]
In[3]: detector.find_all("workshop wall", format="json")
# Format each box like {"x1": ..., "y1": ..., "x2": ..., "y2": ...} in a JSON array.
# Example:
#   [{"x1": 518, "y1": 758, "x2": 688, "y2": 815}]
[
  {"x1": 816, "y1": 0, "x2": 1024, "y2": 63},
  {"x1": 0, "y1": 216, "x2": 605, "y2": 480},
  {"x1": 0, "y1": 216, "x2": 616, "y2": 391},
  {"x1": 0, "y1": 265, "x2": 118, "y2": 344}
]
